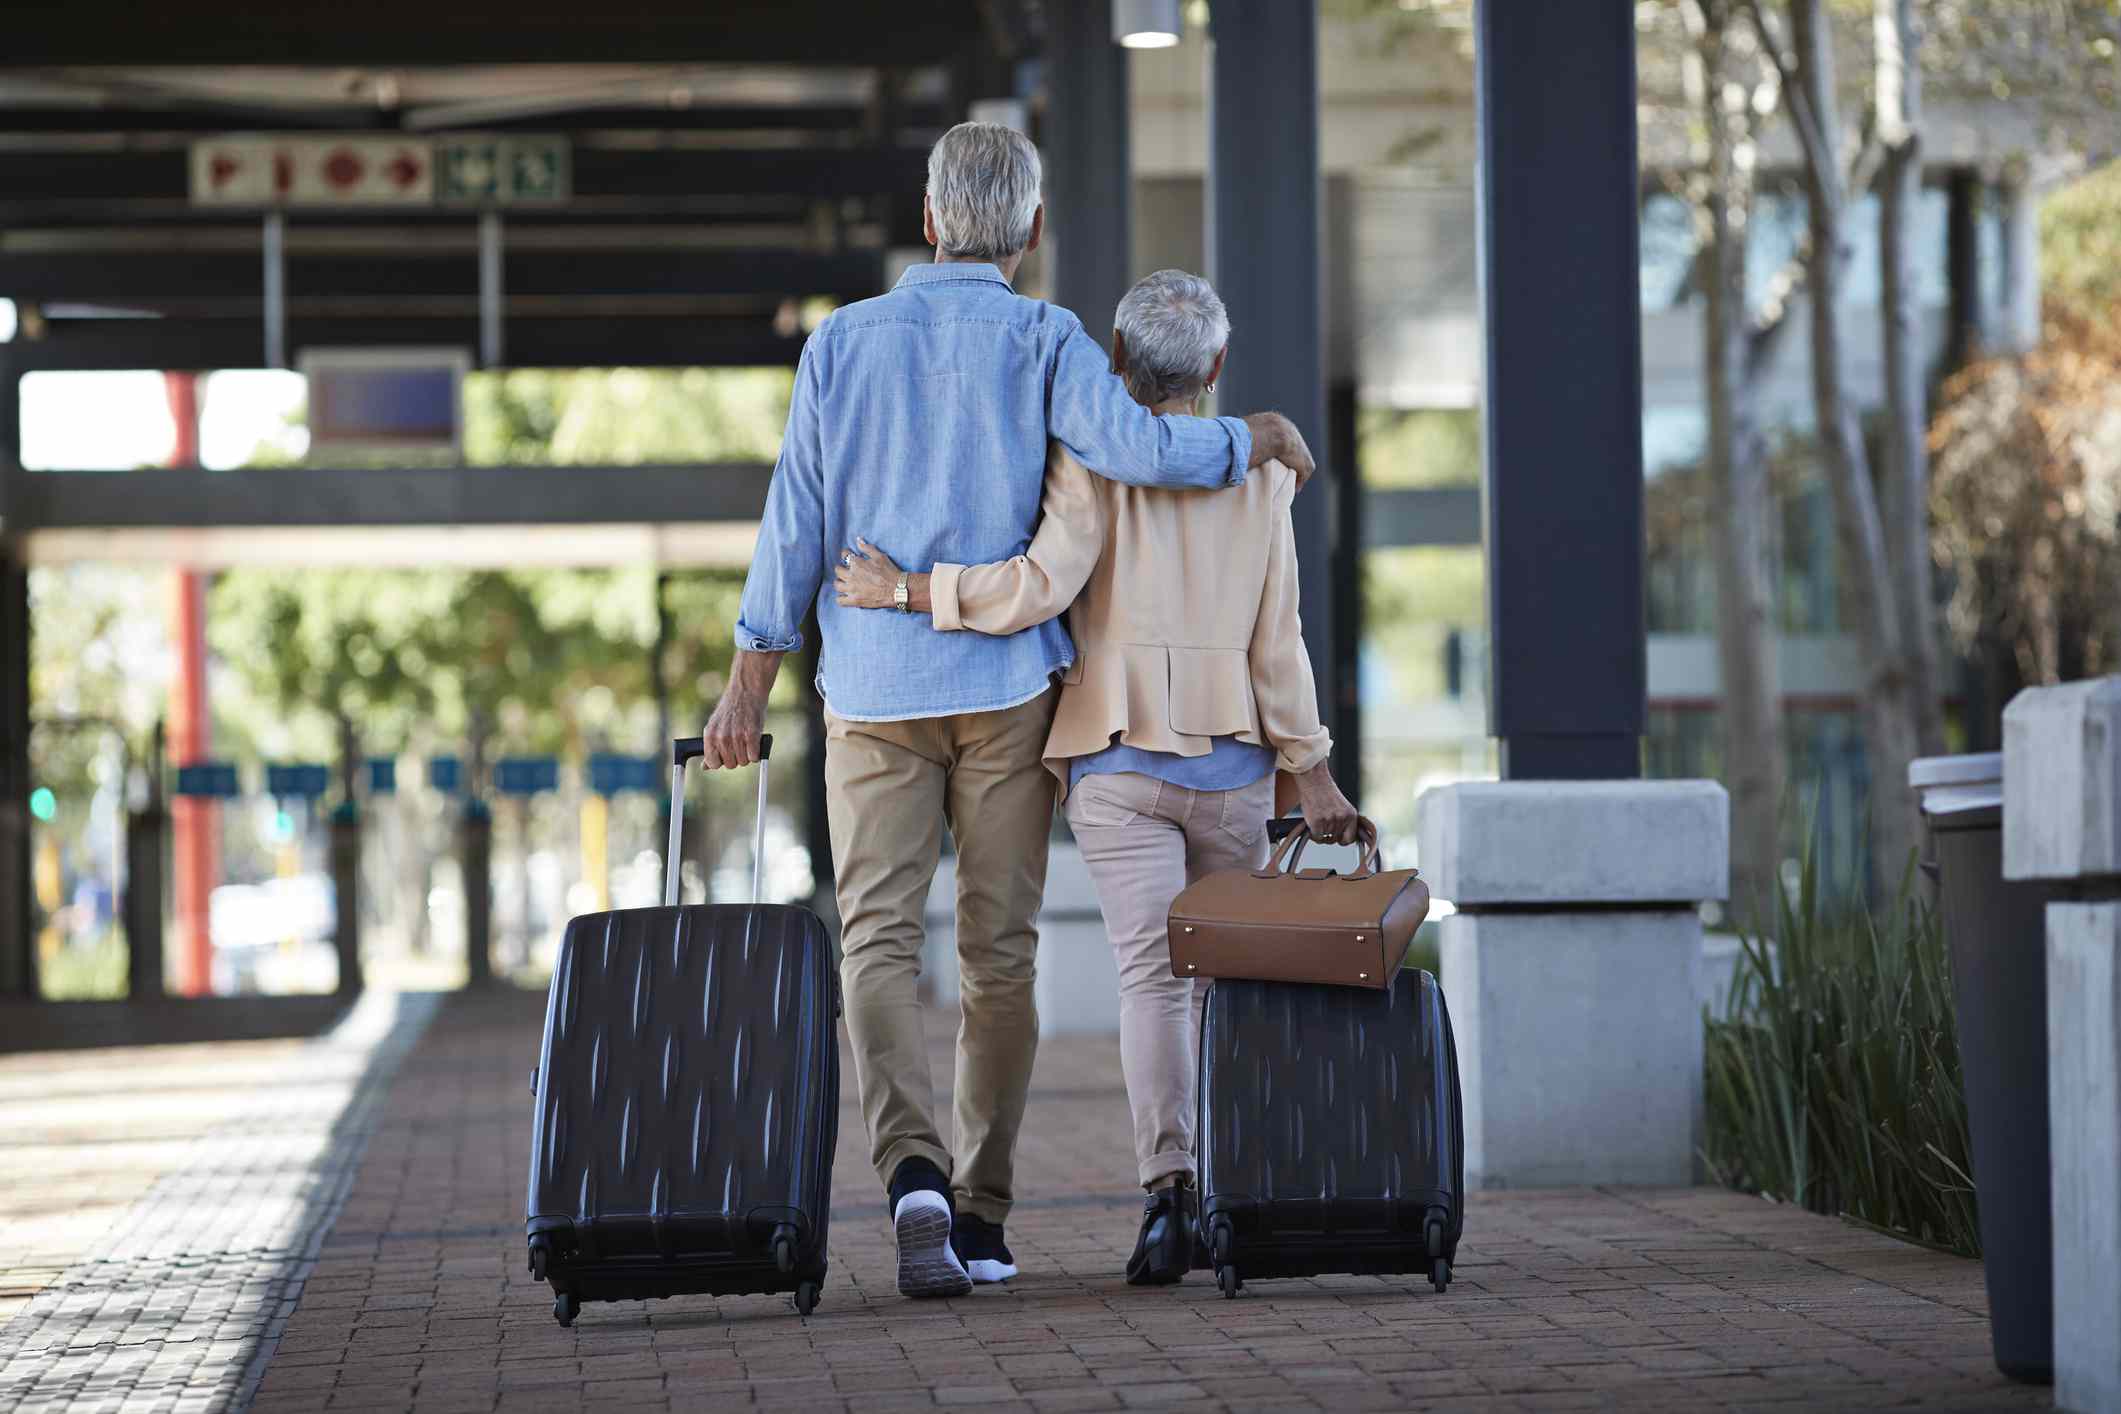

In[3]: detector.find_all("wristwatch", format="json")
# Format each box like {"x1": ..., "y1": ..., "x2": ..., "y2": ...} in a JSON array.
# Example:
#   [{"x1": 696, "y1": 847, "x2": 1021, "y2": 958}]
[{"x1": 894, "y1": 572, "x2": 910, "y2": 613}]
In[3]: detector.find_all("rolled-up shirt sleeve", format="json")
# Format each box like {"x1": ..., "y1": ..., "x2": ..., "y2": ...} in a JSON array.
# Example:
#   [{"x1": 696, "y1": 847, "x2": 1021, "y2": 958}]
[
  {"x1": 932, "y1": 445, "x2": 1106, "y2": 636},
  {"x1": 1249, "y1": 464, "x2": 1333, "y2": 773},
  {"x1": 734, "y1": 337, "x2": 828, "y2": 653},
  {"x1": 1047, "y1": 320, "x2": 1250, "y2": 490}
]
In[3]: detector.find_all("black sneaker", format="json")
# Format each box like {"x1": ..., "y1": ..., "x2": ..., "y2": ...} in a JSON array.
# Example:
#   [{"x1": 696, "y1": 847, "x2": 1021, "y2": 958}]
[
  {"x1": 1125, "y1": 1185, "x2": 1195, "y2": 1286},
  {"x1": 887, "y1": 1159, "x2": 970, "y2": 1299},
  {"x1": 951, "y1": 1211, "x2": 1019, "y2": 1283}
]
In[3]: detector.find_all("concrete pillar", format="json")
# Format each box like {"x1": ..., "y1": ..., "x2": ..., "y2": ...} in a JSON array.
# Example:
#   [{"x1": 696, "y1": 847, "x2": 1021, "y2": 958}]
[
  {"x1": 2003, "y1": 678, "x2": 2121, "y2": 1412},
  {"x1": 1418, "y1": 780, "x2": 1728, "y2": 1187}
]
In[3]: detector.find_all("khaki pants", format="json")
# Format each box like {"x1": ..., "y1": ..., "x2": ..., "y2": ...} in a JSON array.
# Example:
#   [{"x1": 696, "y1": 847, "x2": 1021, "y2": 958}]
[
  {"x1": 825, "y1": 688, "x2": 1057, "y2": 1225},
  {"x1": 1063, "y1": 770, "x2": 1275, "y2": 1188}
]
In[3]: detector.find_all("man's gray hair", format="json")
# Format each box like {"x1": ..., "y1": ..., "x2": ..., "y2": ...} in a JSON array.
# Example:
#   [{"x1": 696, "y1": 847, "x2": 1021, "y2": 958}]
[
  {"x1": 1114, "y1": 269, "x2": 1230, "y2": 405},
  {"x1": 925, "y1": 121, "x2": 1043, "y2": 260}
]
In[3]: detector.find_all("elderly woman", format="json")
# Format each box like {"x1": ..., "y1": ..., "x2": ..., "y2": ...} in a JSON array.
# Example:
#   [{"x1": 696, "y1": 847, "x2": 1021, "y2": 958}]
[{"x1": 833, "y1": 269, "x2": 1358, "y2": 1286}]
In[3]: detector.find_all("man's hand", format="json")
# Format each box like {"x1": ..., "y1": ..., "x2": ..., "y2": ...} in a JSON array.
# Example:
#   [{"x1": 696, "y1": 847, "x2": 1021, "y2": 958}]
[
  {"x1": 1243, "y1": 412, "x2": 1316, "y2": 491},
  {"x1": 1294, "y1": 761, "x2": 1358, "y2": 845},
  {"x1": 700, "y1": 649, "x2": 783, "y2": 768}
]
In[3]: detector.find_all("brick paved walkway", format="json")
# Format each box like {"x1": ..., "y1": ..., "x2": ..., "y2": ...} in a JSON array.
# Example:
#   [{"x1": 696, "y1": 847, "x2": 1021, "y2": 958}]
[
  {"x1": 220, "y1": 985, "x2": 2039, "y2": 1414},
  {"x1": 0, "y1": 993, "x2": 438, "y2": 1413}
]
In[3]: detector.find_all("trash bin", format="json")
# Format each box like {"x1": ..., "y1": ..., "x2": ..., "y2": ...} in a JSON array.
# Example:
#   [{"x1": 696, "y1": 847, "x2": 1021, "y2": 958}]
[{"x1": 1912, "y1": 752, "x2": 2057, "y2": 1385}]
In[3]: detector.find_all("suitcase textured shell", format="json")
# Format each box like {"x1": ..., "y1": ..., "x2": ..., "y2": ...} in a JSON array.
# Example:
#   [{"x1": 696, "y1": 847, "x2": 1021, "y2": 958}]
[
  {"x1": 526, "y1": 902, "x2": 839, "y2": 1312},
  {"x1": 1197, "y1": 968, "x2": 1463, "y2": 1289}
]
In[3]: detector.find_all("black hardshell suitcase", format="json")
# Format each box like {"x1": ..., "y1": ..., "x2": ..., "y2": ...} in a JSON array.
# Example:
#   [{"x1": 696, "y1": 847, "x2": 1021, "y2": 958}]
[
  {"x1": 526, "y1": 734, "x2": 840, "y2": 1325},
  {"x1": 1196, "y1": 967, "x2": 1463, "y2": 1298}
]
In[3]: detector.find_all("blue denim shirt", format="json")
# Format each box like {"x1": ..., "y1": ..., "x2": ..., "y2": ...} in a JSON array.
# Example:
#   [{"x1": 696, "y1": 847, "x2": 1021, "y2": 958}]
[
  {"x1": 735, "y1": 263, "x2": 1254, "y2": 721},
  {"x1": 1069, "y1": 736, "x2": 1278, "y2": 793}
]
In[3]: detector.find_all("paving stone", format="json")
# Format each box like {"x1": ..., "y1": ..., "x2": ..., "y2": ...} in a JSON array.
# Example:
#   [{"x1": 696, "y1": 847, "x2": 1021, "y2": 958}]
[{"x1": 0, "y1": 986, "x2": 2056, "y2": 1412}]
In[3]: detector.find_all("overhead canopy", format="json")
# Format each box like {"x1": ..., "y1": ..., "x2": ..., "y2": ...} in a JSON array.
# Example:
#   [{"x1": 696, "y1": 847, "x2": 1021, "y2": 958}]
[{"x1": 0, "y1": 2, "x2": 1036, "y2": 375}]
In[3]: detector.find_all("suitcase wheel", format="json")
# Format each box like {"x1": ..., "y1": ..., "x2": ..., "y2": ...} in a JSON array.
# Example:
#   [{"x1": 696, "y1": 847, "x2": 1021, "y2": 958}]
[
  {"x1": 793, "y1": 1280, "x2": 821, "y2": 1317},
  {"x1": 772, "y1": 1224, "x2": 799, "y2": 1276},
  {"x1": 1208, "y1": 1219, "x2": 1233, "y2": 1269},
  {"x1": 1430, "y1": 1258, "x2": 1451, "y2": 1295},
  {"x1": 528, "y1": 1237, "x2": 550, "y2": 1283},
  {"x1": 1424, "y1": 1213, "x2": 1446, "y2": 1260},
  {"x1": 553, "y1": 1291, "x2": 581, "y2": 1327},
  {"x1": 1216, "y1": 1264, "x2": 1242, "y2": 1299}
]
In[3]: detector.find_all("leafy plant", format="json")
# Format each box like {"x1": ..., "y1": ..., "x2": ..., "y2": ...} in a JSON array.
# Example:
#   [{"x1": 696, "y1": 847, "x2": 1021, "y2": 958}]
[{"x1": 1703, "y1": 833, "x2": 1979, "y2": 1256}]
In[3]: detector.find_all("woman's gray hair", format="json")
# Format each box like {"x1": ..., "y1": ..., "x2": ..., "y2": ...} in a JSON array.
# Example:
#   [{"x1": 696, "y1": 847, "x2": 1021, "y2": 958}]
[
  {"x1": 925, "y1": 121, "x2": 1043, "y2": 260},
  {"x1": 1114, "y1": 270, "x2": 1230, "y2": 405}
]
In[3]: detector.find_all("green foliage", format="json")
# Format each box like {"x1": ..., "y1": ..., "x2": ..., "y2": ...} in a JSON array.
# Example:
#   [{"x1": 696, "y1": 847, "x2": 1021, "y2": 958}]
[
  {"x1": 2041, "y1": 158, "x2": 2121, "y2": 326},
  {"x1": 1703, "y1": 838, "x2": 1980, "y2": 1256},
  {"x1": 1358, "y1": 407, "x2": 1480, "y2": 490},
  {"x1": 204, "y1": 367, "x2": 789, "y2": 778},
  {"x1": 463, "y1": 368, "x2": 791, "y2": 466}
]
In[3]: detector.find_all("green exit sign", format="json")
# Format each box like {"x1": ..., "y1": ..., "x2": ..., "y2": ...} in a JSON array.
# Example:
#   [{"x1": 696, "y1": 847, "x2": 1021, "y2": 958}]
[{"x1": 438, "y1": 137, "x2": 569, "y2": 206}]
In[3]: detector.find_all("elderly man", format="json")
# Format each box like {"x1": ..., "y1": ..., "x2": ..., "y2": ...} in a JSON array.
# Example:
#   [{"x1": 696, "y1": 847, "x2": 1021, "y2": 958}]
[{"x1": 700, "y1": 121, "x2": 1312, "y2": 1300}]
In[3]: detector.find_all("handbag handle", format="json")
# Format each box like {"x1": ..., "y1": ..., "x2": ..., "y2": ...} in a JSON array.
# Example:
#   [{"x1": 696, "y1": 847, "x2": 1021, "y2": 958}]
[{"x1": 1254, "y1": 816, "x2": 1383, "y2": 879}]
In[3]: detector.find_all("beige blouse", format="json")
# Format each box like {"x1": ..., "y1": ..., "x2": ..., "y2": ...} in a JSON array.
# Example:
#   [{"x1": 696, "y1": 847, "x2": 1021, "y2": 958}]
[{"x1": 929, "y1": 442, "x2": 1331, "y2": 796}]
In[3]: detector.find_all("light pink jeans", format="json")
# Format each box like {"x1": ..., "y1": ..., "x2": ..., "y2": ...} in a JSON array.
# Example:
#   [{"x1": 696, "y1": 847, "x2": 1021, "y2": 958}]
[{"x1": 1063, "y1": 769, "x2": 1276, "y2": 1188}]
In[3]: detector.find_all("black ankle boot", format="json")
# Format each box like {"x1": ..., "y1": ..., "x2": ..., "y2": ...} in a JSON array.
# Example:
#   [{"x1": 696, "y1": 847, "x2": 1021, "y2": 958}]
[{"x1": 1125, "y1": 1184, "x2": 1195, "y2": 1286}]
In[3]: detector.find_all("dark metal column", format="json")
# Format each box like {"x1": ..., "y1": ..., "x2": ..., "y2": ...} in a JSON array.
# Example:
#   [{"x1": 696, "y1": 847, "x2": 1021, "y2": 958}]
[
  {"x1": 1045, "y1": 0, "x2": 1132, "y2": 339},
  {"x1": 1474, "y1": 0, "x2": 1644, "y2": 779},
  {"x1": 0, "y1": 354, "x2": 30, "y2": 997},
  {"x1": 1943, "y1": 168, "x2": 1982, "y2": 375},
  {"x1": 1211, "y1": 0, "x2": 1332, "y2": 722}
]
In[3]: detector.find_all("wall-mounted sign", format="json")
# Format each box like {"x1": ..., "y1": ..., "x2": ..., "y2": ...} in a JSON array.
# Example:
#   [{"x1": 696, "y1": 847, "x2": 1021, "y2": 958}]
[
  {"x1": 495, "y1": 756, "x2": 561, "y2": 797},
  {"x1": 427, "y1": 756, "x2": 463, "y2": 794},
  {"x1": 266, "y1": 763, "x2": 331, "y2": 800},
  {"x1": 190, "y1": 135, "x2": 568, "y2": 208},
  {"x1": 367, "y1": 758, "x2": 397, "y2": 796},
  {"x1": 173, "y1": 761, "x2": 241, "y2": 799},
  {"x1": 587, "y1": 753, "x2": 658, "y2": 797}
]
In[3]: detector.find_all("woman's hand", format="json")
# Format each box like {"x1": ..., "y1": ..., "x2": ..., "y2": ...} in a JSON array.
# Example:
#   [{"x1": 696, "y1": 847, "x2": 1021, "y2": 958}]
[
  {"x1": 1294, "y1": 762, "x2": 1359, "y2": 846},
  {"x1": 834, "y1": 538, "x2": 903, "y2": 609}
]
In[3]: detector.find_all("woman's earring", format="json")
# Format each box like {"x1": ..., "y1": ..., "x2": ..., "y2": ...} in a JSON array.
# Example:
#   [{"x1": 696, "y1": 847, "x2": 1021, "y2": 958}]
[{"x1": 1204, "y1": 381, "x2": 1216, "y2": 395}]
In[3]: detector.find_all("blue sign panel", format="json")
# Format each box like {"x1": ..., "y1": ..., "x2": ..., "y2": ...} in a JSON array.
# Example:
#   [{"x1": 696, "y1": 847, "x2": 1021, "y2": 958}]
[
  {"x1": 266, "y1": 763, "x2": 331, "y2": 800},
  {"x1": 494, "y1": 756, "x2": 561, "y2": 796},
  {"x1": 587, "y1": 753, "x2": 658, "y2": 797},
  {"x1": 427, "y1": 756, "x2": 462, "y2": 793},
  {"x1": 173, "y1": 761, "x2": 241, "y2": 799},
  {"x1": 366, "y1": 757, "x2": 397, "y2": 795}
]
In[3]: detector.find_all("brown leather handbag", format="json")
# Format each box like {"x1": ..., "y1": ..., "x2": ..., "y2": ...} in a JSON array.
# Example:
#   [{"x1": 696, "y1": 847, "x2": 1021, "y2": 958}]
[{"x1": 1167, "y1": 817, "x2": 1430, "y2": 990}]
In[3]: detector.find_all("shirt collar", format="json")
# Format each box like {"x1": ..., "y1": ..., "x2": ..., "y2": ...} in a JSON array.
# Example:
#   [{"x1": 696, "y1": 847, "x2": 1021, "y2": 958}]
[{"x1": 894, "y1": 261, "x2": 1014, "y2": 290}]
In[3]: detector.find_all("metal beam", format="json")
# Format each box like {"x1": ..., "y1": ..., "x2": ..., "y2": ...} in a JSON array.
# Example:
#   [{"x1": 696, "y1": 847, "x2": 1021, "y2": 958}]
[
  {"x1": 1211, "y1": 0, "x2": 1331, "y2": 734},
  {"x1": 1474, "y1": 0, "x2": 1645, "y2": 779},
  {"x1": 11, "y1": 316, "x2": 807, "y2": 370},
  {"x1": 1044, "y1": 0, "x2": 1132, "y2": 340},
  {"x1": 0, "y1": 248, "x2": 882, "y2": 303},
  {"x1": 0, "y1": 146, "x2": 928, "y2": 207},
  {"x1": 0, "y1": 0, "x2": 986, "y2": 67},
  {"x1": 9, "y1": 464, "x2": 774, "y2": 531},
  {"x1": 0, "y1": 104, "x2": 954, "y2": 136}
]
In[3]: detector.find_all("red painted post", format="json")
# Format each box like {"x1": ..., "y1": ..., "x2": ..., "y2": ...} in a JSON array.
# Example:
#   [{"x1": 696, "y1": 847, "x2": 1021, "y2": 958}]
[{"x1": 163, "y1": 372, "x2": 217, "y2": 997}]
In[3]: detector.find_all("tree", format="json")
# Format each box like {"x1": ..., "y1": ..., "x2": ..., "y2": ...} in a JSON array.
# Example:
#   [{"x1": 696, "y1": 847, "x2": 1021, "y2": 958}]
[
  {"x1": 1670, "y1": 0, "x2": 1799, "y2": 925},
  {"x1": 1745, "y1": 0, "x2": 2120, "y2": 883},
  {"x1": 1931, "y1": 161, "x2": 2121, "y2": 707}
]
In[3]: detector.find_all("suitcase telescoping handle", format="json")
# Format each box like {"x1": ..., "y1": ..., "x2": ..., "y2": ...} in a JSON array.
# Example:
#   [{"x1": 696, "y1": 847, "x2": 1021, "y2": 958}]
[{"x1": 665, "y1": 733, "x2": 773, "y2": 908}]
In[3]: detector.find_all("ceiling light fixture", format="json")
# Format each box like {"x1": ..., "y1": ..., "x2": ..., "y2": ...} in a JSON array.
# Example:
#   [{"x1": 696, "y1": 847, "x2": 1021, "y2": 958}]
[{"x1": 1113, "y1": 0, "x2": 1183, "y2": 49}]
